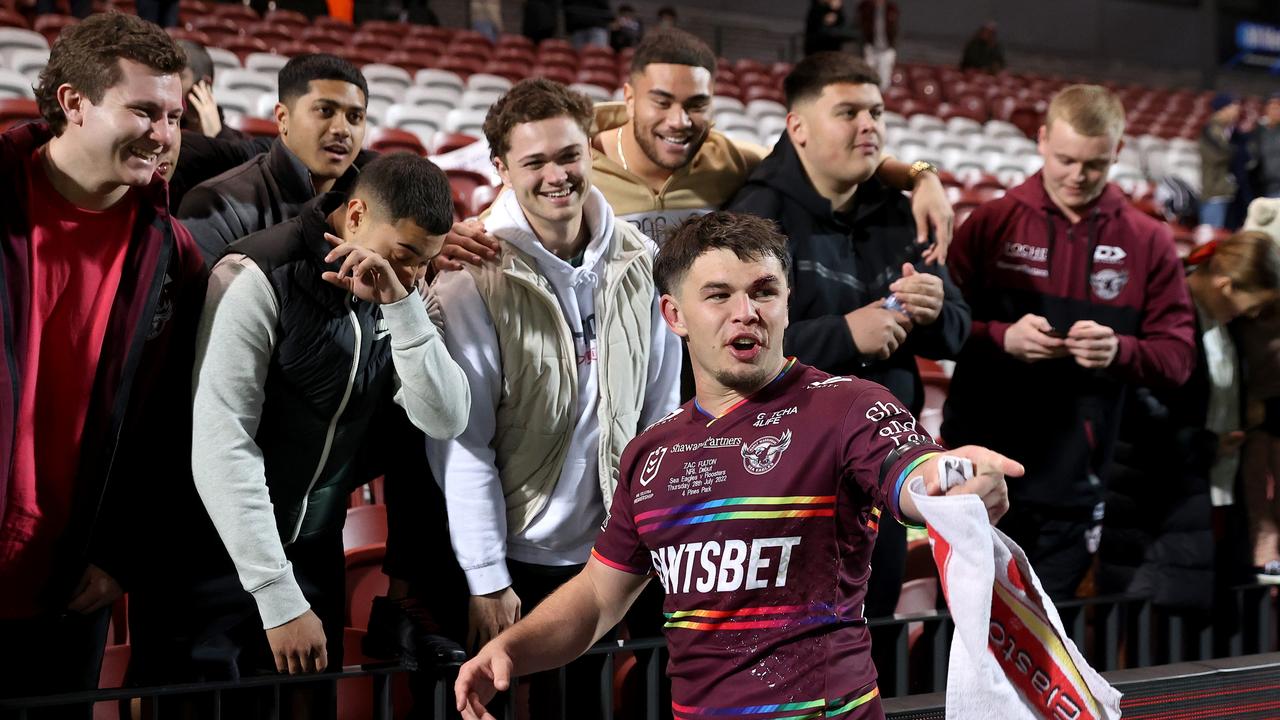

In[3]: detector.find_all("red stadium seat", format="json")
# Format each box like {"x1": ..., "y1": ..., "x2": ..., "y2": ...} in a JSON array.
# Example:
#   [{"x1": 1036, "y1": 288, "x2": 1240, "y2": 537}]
[
  {"x1": 579, "y1": 55, "x2": 615, "y2": 73},
  {"x1": 450, "y1": 29, "x2": 491, "y2": 47},
  {"x1": 344, "y1": 504, "x2": 389, "y2": 550},
  {"x1": 275, "y1": 40, "x2": 322, "y2": 57},
  {"x1": 434, "y1": 132, "x2": 478, "y2": 155},
  {"x1": 166, "y1": 27, "x2": 212, "y2": 46},
  {"x1": 435, "y1": 56, "x2": 483, "y2": 79},
  {"x1": 367, "y1": 127, "x2": 427, "y2": 156},
  {"x1": 532, "y1": 64, "x2": 574, "y2": 85},
  {"x1": 337, "y1": 47, "x2": 383, "y2": 66},
  {"x1": 230, "y1": 116, "x2": 279, "y2": 139},
  {"x1": 539, "y1": 37, "x2": 573, "y2": 54},
  {"x1": 448, "y1": 43, "x2": 491, "y2": 65},
  {"x1": 313, "y1": 16, "x2": 355, "y2": 33},
  {"x1": 537, "y1": 48, "x2": 577, "y2": 67},
  {"x1": 405, "y1": 36, "x2": 445, "y2": 55},
  {"x1": 32, "y1": 14, "x2": 75, "y2": 43},
  {"x1": 715, "y1": 83, "x2": 742, "y2": 102},
  {"x1": 734, "y1": 58, "x2": 765, "y2": 76},
  {"x1": 446, "y1": 169, "x2": 495, "y2": 216},
  {"x1": 300, "y1": 27, "x2": 347, "y2": 45},
  {"x1": 95, "y1": 644, "x2": 130, "y2": 719},
  {"x1": 219, "y1": 36, "x2": 270, "y2": 63},
  {"x1": 345, "y1": 544, "x2": 388, "y2": 630},
  {"x1": 0, "y1": 98, "x2": 40, "y2": 130},
  {"x1": 482, "y1": 61, "x2": 526, "y2": 83},
  {"x1": 576, "y1": 69, "x2": 617, "y2": 90},
  {"x1": 360, "y1": 19, "x2": 411, "y2": 37},
  {"x1": 496, "y1": 32, "x2": 533, "y2": 50},
  {"x1": 493, "y1": 45, "x2": 534, "y2": 65},
  {"x1": 189, "y1": 15, "x2": 239, "y2": 37},
  {"x1": 383, "y1": 51, "x2": 435, "y2": 74},
  {"x1": 246, "y1": 22, "x2": 292, "y2": 50},
  {"x1": 1008, "y1": 103, "x2": 1044, "y2": 138},
  {"x1": 743, "y1": 85, "x2": 784, "y2": 104},
  {"x1": 210, "y1": 2, "x2": 257, "y2": 22},
  {"x1": 352, "y1": 32, "x2": 396, "y2": 53}
]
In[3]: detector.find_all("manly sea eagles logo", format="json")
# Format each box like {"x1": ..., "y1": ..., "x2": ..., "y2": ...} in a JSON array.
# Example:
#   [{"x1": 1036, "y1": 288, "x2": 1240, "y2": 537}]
[
  {"x1": 741, "y1": 430, "x2": 793, "y2": 475},
  {"x1": 1090, "y1": 269, "x2": 1129, "y2": 300},
  {"x1": 639, "y1": 446, "x2": 668, "y2": 487}
]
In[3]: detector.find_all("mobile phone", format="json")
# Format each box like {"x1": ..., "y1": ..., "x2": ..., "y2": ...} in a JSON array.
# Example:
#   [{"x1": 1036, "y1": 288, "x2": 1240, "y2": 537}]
[{"x1": 1045, "y1": 327, "x2": 1067, "y2": 339}]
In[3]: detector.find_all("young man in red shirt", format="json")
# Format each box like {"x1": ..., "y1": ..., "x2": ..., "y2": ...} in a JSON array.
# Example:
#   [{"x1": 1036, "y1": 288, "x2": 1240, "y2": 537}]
[
  {"x1": 0, "y1": 13, "x2": 205, "y2": 712},
  {"x1": 455, "y1": 212, "x2": 1021, "y2": 720}
]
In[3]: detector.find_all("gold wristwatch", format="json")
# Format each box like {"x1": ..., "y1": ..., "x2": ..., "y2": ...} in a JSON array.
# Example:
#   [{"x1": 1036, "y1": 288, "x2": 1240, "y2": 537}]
[{"x1": 909, "y1": 160, "x2": 939, "y2": 187}]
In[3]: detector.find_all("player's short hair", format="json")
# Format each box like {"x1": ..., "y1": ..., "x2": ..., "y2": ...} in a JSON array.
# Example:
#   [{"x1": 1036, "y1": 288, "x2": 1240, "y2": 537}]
[
  {"x1": 1195, "y1": 230, "x2": 1280, "y2": 294},
  {"x1": 178, "y1": 39, "x2": 214, "y2": 84},
  {"x1": 784, "y1": 51, "x2": 880, "y2": 110},
  {"x1": 1045, "y1": 84, "x2": 1125, "y2": 140},
  {"x1": 654, "y1": 212, "x2": 791, "y2": 296},
  {"x1": 278, "y1": 53, "x2": 368, "y2": 108},
  {"x1": 629, "y1": 27, "x2": 716, "y2": 77},
  {"x1": 36, "y1": 13, "x2": 187, "y2": 135},
  {"x1": 483, "y1": 77, "x2": 594, "y2": 161},
  {"x1": 350, "y1": 152, "x2": 455, "y2": 236}
]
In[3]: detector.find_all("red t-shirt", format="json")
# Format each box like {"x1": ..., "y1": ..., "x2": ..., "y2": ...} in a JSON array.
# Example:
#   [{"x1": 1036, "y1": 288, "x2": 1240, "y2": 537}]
[
  {"x1": 0, "y1": 148, "x2": 137, "y2": 618},
  {"x1": 594, "y1": 360, "x2": 942, "y2": 720}
]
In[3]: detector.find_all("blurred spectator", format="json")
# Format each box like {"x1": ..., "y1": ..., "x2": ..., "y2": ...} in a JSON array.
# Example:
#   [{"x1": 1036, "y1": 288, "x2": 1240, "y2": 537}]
[
  {"x1": 471, "y1": 0, "x2": 504, "y2": 42},
  {"x1": 960, "y1": 21, "x2": 1005, "y2": 73},
  {"x1": 610, "y1": 4, "x2": 643, "y2": 52},
  {"x1": 1256, "y1": 94, "x2": 1280, "y2": 199},
  {"x1": 1200, "y1": 94, "x2": 1242, "y2": 229},
  {"x1": 1101, "y1": 231, "x2": 1280, "y2": 615},
  {"x1": 804, "y1": 0, "x2": 852, "y2": 56},
  {"x1": 0, "y1": 13, "x2": 203, "y2": 712},
  {"x1": 856, "y1": 0, "x2": 898, "y2": 90},
  {"x1": 565, "y1": 0, "x2": 613, "y2": 49},
  {"x1": 36, "y1": 0, "x2": 89, "y2": 18},
  {"x1": 945, "y1": 84, "x2": 1196, "y2": 601},
  {"x1": 656, "y1": 5, "x2": 677, "y2": 28},
  {"x1": 176, "y1": 40, "x2": 244, "y2": 140},
  {"x1": 523, "y1": 0, "x2": 558, "y2": 43},
  {"x1": 385, "y1": 0, "x2": 439, "y2": 24},
  {"x1": 426, "y1": 78, "x2": 681, "y2": 716},
  {"x1": 137, "y1": 0, "x2": 179, "y2": 27},
  {"x1": 728, "y1": 51, "x2": 968, "y2": 686},
  {"x1": 177, "y1": 53, "x2": 368, "y2": 264}
]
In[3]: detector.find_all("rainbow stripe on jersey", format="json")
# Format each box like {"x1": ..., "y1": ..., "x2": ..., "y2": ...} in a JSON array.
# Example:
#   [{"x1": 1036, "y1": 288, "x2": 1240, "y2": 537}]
[
  {"x1": 671, "y1": 685, "x2": 880, "y2": 719},
  {"x1": 635, "y1": 495, "x2": 835, "y2": 534},
  {"x1": 663, "y1": 602, "x2": 862, "y2": 632}
]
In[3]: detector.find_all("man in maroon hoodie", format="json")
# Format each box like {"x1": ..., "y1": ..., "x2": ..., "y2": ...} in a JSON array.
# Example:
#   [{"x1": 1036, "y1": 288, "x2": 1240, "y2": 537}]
[
  {"x1": 943, "y1": 85, "x2": 1196, "y2": 600},
  {"x1": 0, "y1": 14, "x2": 206, "y2": 714}
]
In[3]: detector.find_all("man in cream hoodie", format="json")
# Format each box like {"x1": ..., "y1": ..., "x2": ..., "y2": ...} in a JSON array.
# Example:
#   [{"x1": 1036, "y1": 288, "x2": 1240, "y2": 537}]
[{"x1": 426, "y1": 78, "x2": 681, "y2": 715}]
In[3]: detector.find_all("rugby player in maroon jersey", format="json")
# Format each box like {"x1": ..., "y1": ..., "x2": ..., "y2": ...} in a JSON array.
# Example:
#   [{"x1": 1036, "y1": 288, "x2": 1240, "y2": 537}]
[{"x1": 455, "y1": 212, "x2": 1023, "y2": 720}]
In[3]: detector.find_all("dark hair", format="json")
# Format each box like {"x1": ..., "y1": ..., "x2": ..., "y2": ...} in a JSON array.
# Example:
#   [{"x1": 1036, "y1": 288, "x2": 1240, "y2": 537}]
[
  {"x1": 348, "y1": 152, "x2": 454, "y2": 235},
  {"x1": 618, "y1": 4, "x2": 635, "y2": 13},
  {"x1": 278, "y1": 53, "x2": 368, "y2": 107},
  {"x1": 654, "y1": 212, "x2": 791, "y2": 296},
  {"x1": 1194, "y1": 230, "x2": 1280, "y2": 294},
  {"x1": 482, "y1": 77, "x2": 594, "y2": 161},
  {"x1": 36, "y1": 13, "x2": 187, "y2": 135},
  {"x1": 783, "y1": 51, "x2": 879, "y2": 109},
  {"x1": 178, "y1": 39, "x2": 214, "y2": 84},
  {"x1": 629, "y1": 27, "x2": 715, "y2": 77},
  {"x1": 657, "y1": 6, "x2": 677, "y2": 19}
]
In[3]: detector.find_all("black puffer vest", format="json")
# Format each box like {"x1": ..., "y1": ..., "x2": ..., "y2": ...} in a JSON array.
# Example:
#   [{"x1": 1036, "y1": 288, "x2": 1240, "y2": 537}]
[{"x1": 228, "y1": 193, "x2": 395, "y2": 544}]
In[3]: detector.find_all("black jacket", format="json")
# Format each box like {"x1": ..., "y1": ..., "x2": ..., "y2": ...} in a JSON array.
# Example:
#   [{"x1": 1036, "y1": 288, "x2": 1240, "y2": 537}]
[
  {"x1": 176, "y1": 138, "x2": 361, "y2": 266},
  {"x1": 229, "y1": 194, "x2": 399, "y2": 541},
  {"x1": 1101, "y1": 308, "x2": 1248, "y2": 611},
  {"x1": 727, "y1": 132, "x2": 970, "y2": 415},
  {"x1": 170, "y1": 130, "x2": 272, "y2": 212}
]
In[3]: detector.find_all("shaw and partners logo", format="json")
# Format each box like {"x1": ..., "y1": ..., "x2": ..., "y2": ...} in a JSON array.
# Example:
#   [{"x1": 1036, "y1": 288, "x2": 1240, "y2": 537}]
[{"x1": 650, "y1": 536, "x2": 802, "y2": 595}]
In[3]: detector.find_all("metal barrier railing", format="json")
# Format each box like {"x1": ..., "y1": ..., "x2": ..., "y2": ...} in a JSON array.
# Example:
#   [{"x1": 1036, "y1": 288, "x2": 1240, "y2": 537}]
[{"x1": 3, "y1": 585, "x2": 1276, "y2": 719}]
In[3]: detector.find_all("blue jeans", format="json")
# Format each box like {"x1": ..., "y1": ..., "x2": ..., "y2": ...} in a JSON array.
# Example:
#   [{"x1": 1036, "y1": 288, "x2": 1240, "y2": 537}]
[{"x1": 1201, "y1": 198, "x2": 1231, "y2": 229}]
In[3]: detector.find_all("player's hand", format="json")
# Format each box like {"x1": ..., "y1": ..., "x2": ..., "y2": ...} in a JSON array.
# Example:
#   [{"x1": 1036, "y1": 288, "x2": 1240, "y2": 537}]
[
  {"x1": 1003, "y1": 314, "x2": 1068, "y2": 362},
  {"x1": 322, "y1": 232, "x2": 410, "y2": 304},
  {"x1": 264, "y1": 609, "x2": 328, "y2": 674},
  {"x1": 434, "y1": 220, "x2": 501, "y2": 272},
  {"x1": 925, "y1": 446, "x2": 1025, "y2": 524},
  {"x1": 1218, "y1": 430, "x2": 1247, "y2": 459},
  {"x1": 65, "y1": 564, "x2": 122, "y2": 615},
  {"x1": 910, "y1": 172, "x2": 953, "y2": 265},
  {"x1": 1065, "y1": 320, "x2": 1119, "y2": 369},
  {"x1": 845, "y1": 300, "x2": 912, "y2": 360},
  {"x1": 468, "y1": 587, "x2": 521, "y2": 653},
  {"x1": 455, "y1": 639, "x2": 515, "y2": 720},
  {"x1": 888, "y1": 263, "x2": 944, "y2": 326},
  {"x1": 188, "y1": 80, "x2": 222, "y2": 138}
]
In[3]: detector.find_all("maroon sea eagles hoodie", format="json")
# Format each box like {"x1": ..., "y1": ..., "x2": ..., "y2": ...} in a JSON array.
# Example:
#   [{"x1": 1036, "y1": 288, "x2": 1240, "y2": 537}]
[{"x1": 942, "y1": 172, "x2": 1195, "y2": 516}]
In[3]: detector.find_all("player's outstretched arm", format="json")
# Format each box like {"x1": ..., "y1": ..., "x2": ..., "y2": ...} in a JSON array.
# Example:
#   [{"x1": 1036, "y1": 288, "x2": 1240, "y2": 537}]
[
  {"x1": 455, "y1": 556, "x2": 650, "y2": 720},
  {"x1": 896, "y1": 446, "x2": 1024, "y2": 526}
]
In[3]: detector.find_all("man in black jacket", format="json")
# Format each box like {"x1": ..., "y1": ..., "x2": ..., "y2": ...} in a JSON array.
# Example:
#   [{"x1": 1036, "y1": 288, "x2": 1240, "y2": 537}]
[
  {"x1": 177, "y1": 53, "x2": 369, "y2": 264},
  {"x1": 727, "y1": 51, "x2": 969, "y2": 684}
]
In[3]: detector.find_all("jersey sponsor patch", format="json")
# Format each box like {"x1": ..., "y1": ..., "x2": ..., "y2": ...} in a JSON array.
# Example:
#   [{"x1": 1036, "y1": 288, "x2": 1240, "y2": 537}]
[
  {"x1": 1090, "y1": 269, "x2": 1129, "y2": 300},
  {"x1": 650, "y1": 536, "x2": 802, "y2": 595},
  {"x1": 741, "y1": 430, "x2": 793, "y2": 475},
  {"x1": 639, "y1": 446, "x2": 668, "y2": 487},
  {"x1": 1092, "y1": 245, "x2": 1127, "y2": 264},
  {"x1": 806, "y1": 375, "x2": 852, "y2": 389}
]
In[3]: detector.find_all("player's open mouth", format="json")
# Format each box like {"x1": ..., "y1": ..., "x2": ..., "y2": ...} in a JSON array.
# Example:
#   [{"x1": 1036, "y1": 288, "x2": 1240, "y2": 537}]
[
  {"x1": 128, "y1": 146, "x2": 159, "y2": 164},
  {"x1": 657, "y1": 133, "x2": 691, "y2": 148},
  {"x1": 728, "y1": 334, "x2": 762, "y2": 361}
]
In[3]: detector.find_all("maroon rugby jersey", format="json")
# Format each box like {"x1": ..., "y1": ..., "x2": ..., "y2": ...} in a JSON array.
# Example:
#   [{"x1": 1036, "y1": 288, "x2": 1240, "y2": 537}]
[{"x1": 594, "y1": 359, "x2": 943, "y2": 720}]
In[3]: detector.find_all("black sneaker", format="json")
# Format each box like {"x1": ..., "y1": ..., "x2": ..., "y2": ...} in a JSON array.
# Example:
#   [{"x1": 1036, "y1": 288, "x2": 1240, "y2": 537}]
[{"x1": 363, "y1": 595, "x2": 467, "y2": 669}]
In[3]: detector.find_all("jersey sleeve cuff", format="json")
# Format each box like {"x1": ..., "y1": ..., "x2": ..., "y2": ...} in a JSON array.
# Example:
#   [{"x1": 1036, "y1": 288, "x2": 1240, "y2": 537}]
[
  {"x1": 591, "y1": 548, "x2": 649, "y2": 576},
  {"x1": 883, "y1": 445, "x2": 945, "y2": 527}
]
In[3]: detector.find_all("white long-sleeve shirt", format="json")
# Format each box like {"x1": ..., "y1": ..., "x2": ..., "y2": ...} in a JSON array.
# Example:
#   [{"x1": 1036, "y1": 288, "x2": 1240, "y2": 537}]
[
  {"x1": 426, "y1": 189, "x2": 682, "y2": 596},
  {"x1": 191, "y1": 252, "x2": 469, "y2": 629}
]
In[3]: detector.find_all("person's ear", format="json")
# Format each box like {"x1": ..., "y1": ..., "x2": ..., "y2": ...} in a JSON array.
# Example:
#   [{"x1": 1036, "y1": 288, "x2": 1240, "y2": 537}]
[
  {"x1": 494, "y1": 155, "x2": 511, "y2": 188},
  {"x1": 345, "y1": 197, "x2": 367, "y2": 236},
  {"x1": 57, "y1": 84, "x2": 87, "y2": 129},
  {"x1": 274, "y1": 102, "x2": 289, "y2": 136},
  {"x1": 785, "y1": 111, "x2": 806, "y2": 147},
  {"x1": 659, "y1": 294, "x2": 689, "y2": 339},
  {"x1": 623, "y1": 80, "x2": 636, "y2": 120}
]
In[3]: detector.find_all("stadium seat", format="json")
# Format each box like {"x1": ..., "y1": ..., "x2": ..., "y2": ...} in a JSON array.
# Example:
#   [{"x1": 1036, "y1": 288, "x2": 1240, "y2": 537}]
[
  {"x1": 0, "y1": 28, "x2": 47, "y2": 60},
  {"x1": 575, "y1": 69, "x2": 618, "y2": 90},
  {"x1": 362, "y1": 63, "x2": 412, "y2": 90},
  {"x1": 435, "y1": 56, "x2": 483, "y2": 80},
  {"x1": 345, "y1": 544, "x2": 388, "y2": 630},
  {"x1": 244, "y1": 52, "x2": 288, "y2": 76},
  {"x1": 403, "y1": 85, "x2": 460, "y2": 113},
  {"x1": 384, "y1": 104, "x2": 440, "y2": 147},
  {"x1": 246, "y1": 22, "x2": 292, "y2": 51},
  {"x1": 314, "y1": 16, "x2": 354, "y2": 33},
  {"x1": 0, "y1": 69, "x2": 34, "y2": 99},
  {"x1": 743, "y1": 85, "x2": 784, "y2": 104},
  {"x1": 205, "y1": 46, "x2": 242, "y2": 73},
  {"x1": 906, "y1": 113, "x2": 945, "y2": 134},
  {"x1": 381, "y1": 51, "x2": 435, "y2": 75},
  {"x1": 7, "y1": 47, "x2": 47, "y2": 85},
  {"x1": 337, "y1": 48, "x2": 384, "y2": 67},
  {"x1": 32, "y1": 14, "x2": 75, "y2": 44},
  {"x1": 300, "y1": 26, "x2": 347, "y2": 46},
  {"x1": 433, "y1": 131, "x2": 478, "y2": 155},
  {"x1": 466, "y1": 72, "x2": 511, "y2": 94},
  {"x1": 344, "y1": 504, "x2": 388, "y2": 550},
  {"x1": 230, "y1": 115, "x2": 279, "y2": 138},
  {"x1": 713, "y1": 94, "x2": 746, "y2": 116},
  {"x1": 95, "y1": 644, "x2": 130, "y2": 719},
  {"x1": 758, "y1": 115, "x2": 787, "y2": 140},
  {"x1": 446, "y1": 168, "x2": 495, "y2": 216},
  {"x1": 415, "y1": 67, "x2": 464, "y2": 94},
  {"x1": 210, "y1": 1, "x2": 257, "y2": 22},
  {"x1": 459, "y1": 88, "x2": 503, "y2": 110},
  {"x1": 746, "y1": 98, "x2": 786, "y2": 122},
  {"x1": 166, "y1": 27, "x2": 212, "y2": 47},
  {"x1": 532, "y1": 64, "x2": 575, "y2": 85},
  {"x1": 944, "y1": 115, "x2": 983, "y2": 136},
  {"x1": 215, "y1": 68, "x2": 275, "y2": 99},
  {"x1": 0, "y1": 9, "x2": 28, "y2": 29},
  {"x1": 538, "y1": 37, "x2": 573, "y2": 54},
  {"x1": 480, "y1": 61, "x2": 525, "y2": 83},
  {"x1": 569, "y1": 82, "x2": 611, "y2": 103},
  {"x1": 214, "y1": 90, "x2": 255, "y2": 120},
  {"x1": 0, "y1": 97, "x2": 38, "y2": 128},
  {"x1": 444, "y1": 107, "x2": 486, "y2": 135}
]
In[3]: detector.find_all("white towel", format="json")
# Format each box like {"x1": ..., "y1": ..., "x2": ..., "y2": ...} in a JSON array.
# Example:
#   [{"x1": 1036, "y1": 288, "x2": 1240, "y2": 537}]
[{"x1": 907, "y1": 460, "x2": 1123, "y2": 720}]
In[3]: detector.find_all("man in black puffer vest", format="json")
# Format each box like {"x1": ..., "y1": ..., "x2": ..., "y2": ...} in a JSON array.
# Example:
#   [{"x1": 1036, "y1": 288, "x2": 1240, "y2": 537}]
[
  {"x1": 132, "y1": 154, "x2": 468, "y2": 716},
  {"x1": 728, "y1": 52, "x2": 970, "y2": 694}
]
